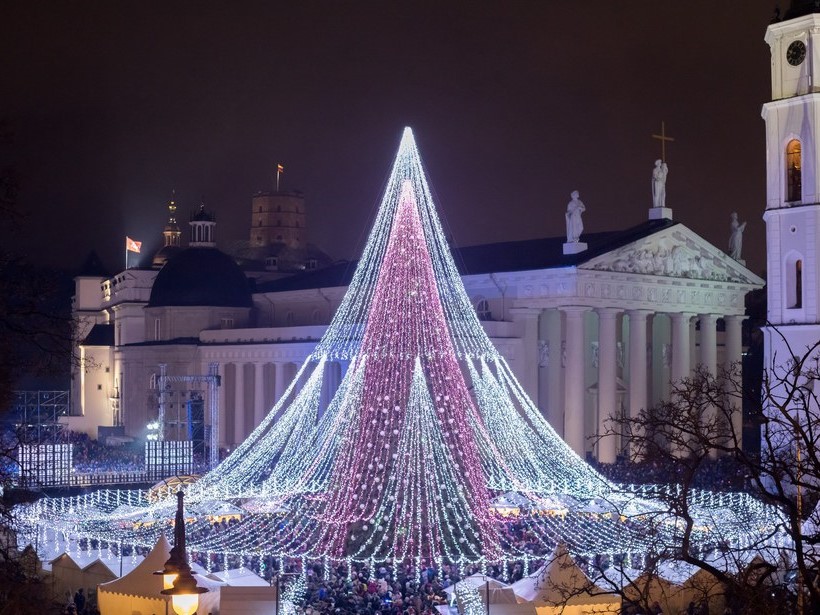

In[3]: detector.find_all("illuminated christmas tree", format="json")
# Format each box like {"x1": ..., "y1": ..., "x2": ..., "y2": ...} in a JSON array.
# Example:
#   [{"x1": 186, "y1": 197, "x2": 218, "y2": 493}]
[
  {"x1": 187, "y1": 127, "x2": 618, "y2": 563},
  {"x1": 25, "y1": 128, "x2": 785, "y2": 572}
]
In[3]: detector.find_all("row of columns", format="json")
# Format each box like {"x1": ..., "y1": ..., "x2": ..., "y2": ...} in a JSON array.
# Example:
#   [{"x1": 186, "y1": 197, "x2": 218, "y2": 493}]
[
  {"x1": 517, "y1": 307, "x2": 745, "y2": 463},
  {"x1": 217, "y1": 360, "x2": 346, "y2": 447},
  {"x1": 218, "y1": 361, "x2": 292, "y2": 447}
]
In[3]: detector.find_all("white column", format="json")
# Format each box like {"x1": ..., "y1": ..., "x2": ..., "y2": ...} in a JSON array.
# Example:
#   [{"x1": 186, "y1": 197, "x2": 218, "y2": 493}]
[
  {"x1": 510, "y1": 308, "x2": 542, "y2": 403},
  {"x1": 699, "y1": 314, "x2": 718, "y2": 376},
  {"x1": 544, "y1": 309, "x2": 564, "y2": 434},
  {"x1": 699, "y1": 314, "x2": 719, "y2": 458},
  {"x1": 724, "y1": 315, "x2": 745, "y2": 449},
  {"x1": 218, "y1": 364, "x2": 227, "y2": 447},
  {"x1": 562, "y1": 307, "x2": 590, "y2": 457},
  {"x1": 627, "y1": 310, "x2": 652, "y2": 457},
  {"x1": 274, "y1": 362, "x2": 287, "y2": 406},
  {"x1": 596, "y1": 308, "x2": 620, "y2": 463},
  {"x1": 670, "y1": 313, "x2": 694, "y2": 457},
  {"x1": 254, "y1": 362, "x2": 265, "y2": 429},
  {"x1": 234, "y1": 362, "x2": 245, "y2": 446},
  {"x1": 670, "y1": 313, "x2": 694, "y2": 385}
]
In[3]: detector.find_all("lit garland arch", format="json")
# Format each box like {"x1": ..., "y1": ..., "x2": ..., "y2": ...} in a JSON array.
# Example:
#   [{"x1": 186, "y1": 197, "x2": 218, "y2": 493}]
[{"x1": 22, "y1": 128, "x2": 786, "y2": 572}]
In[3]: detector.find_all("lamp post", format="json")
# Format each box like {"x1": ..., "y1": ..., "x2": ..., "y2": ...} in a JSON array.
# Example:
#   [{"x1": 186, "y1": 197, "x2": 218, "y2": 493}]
[{"x1": 158, "y1": 491, "x2": 208, "y2": 615}]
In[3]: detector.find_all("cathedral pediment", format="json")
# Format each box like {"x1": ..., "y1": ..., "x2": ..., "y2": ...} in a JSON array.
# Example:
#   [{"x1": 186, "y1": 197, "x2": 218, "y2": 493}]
[{"x1": 580, "y1": 225, "x2": 764, "y2": 285}]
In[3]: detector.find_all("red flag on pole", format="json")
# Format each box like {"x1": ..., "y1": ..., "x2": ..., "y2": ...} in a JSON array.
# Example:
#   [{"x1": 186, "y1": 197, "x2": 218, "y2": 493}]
[{"x1": 126, "y1": 237, "x2": 142, "y2": 253}]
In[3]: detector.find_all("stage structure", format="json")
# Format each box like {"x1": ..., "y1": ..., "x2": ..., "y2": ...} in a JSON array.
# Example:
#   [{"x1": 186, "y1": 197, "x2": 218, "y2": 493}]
[
  {"x1": 22, "y1": 129, "x2": 786, "y2": 573},
  {"x1": 156, "y1": 362, "x2": 220, "y2": 469}
]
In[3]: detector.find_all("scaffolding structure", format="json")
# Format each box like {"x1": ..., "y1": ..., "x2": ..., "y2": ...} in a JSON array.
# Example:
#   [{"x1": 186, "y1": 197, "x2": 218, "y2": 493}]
[
  {"x1": 10, "y1": 390, "x2": 70, "y2": 444},
  {"x1": 156, "y1": 363, "x2": 221, "y2": 469}
]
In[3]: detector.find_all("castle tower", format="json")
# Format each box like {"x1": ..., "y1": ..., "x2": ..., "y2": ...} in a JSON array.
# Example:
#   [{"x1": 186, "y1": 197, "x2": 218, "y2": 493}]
[
  {"x1": 249, "y1": 190, "x2": 306, "y2": 250},
  {"x1": 763, "y1": 3, "x2": 820, "y2": 395}
]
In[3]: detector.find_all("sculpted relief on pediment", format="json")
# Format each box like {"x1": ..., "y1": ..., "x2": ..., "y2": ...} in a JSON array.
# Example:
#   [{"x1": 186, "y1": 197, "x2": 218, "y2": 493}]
[{"x1": 585, "y1": 232, "x2": 751, "y2": 283}]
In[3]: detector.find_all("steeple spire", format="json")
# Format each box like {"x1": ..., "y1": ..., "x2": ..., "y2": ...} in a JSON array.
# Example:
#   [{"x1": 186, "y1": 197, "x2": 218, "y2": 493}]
[{"x1": 162, "y1": 190, "x2": 181, "y2": 248}]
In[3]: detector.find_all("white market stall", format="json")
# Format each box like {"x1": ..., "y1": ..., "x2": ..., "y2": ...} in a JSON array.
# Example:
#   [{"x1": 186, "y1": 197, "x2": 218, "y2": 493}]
[
  {"x1": 511, "y1": 548, "x2": 621, "y2": 615},
  {"x1": 97, "y1": 535, "x2": 222, "y2": 615}
]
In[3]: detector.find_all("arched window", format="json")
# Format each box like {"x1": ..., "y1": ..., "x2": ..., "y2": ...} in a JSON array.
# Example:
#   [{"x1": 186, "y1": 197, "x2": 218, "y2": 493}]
[
  {"x1": 787, "y1": 139, "x2": 802, "y2": 202},
  {"x1": 786, "y1": 254, "x2": 803, "y2": 309},
  {"x1": 311, "y1": 309, "x2": 321, "y2": 324},
  {"x1": 286, "y1": 311, "x2": 295, "y2": 326}
]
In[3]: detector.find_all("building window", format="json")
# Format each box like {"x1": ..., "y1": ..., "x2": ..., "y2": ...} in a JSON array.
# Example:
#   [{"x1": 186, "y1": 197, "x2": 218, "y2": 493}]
[
  {"x1": 97, "y1": 384, "x2": 102, "y2": 391},
  {"x1": 306, "y1": 258, "x2": 318, "y2": 270},
  {"x1": 258, "y1": 219, "x2": 262, "y2": 226},
  {"x1": 787, "y1": 255, "x2": 803, "y2": 309},
  {"x1": 154, "y1": 318, "x2": 161, "y2": 341},
  {"x1": 475, "y1": 298, "x2": 492, "y2": 321},
  {"x1": 286, "y1": 311, "x2": 295, "y2": 326},
  {"x1": 787, "y1": 139, "x2": 802, "y2": 202},
  {"x1": 265, "y1": 256, "x2": 279, "y2": 270},
  {"x1": 221, "y1": 317, "x2": 234, "y2": 329},
  {"x1": 311, "y1": 309, "x2": 321, "y2": 324}
]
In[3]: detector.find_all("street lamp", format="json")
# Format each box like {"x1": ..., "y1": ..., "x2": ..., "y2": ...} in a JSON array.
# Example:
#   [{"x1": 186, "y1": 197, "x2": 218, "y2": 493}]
[{"x1": 159, "y1": 490, "x2": 208, "y2": 615}]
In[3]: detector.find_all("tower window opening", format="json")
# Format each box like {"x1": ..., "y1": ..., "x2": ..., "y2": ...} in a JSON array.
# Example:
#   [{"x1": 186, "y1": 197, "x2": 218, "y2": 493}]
[
  {"x1": 787, "y1": 139, "x2": 802, "y2": 202},
  {"x1": 787, "y1": 256, "x2": 803, "y2": 309}
]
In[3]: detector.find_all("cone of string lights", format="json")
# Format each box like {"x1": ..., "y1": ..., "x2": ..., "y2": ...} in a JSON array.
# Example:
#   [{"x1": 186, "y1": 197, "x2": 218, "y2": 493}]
[{"x1": 23, "y1": 128, "x2": 787, "y2": 574}]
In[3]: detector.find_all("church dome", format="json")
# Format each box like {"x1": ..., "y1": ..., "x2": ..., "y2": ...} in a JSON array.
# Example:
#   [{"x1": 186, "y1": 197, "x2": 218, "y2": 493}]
[
  {"x1": 148, "y1": 247, "x2": 253, "y2": 308},
  {"x1": 152, "y1": 244, "x2": 183, "y2": 269}
]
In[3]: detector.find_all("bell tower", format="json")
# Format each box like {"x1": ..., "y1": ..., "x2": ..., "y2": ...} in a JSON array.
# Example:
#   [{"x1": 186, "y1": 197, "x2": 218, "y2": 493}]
[
  {"x1": 763, "y1": 4, "x2": 820, "y2": 378},
  {"x1": 763, "y1": 0, "x2": 820, "y2": 332}
]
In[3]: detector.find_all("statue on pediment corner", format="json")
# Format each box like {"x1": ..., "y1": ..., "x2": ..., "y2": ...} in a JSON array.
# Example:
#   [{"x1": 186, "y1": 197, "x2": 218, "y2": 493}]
[{"x1": 565, "y1": 190, "x2": 585, "y2": 243}]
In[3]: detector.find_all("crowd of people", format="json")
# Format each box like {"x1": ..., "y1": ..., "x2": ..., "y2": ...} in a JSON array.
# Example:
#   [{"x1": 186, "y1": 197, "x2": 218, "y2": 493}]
[
  {"x1": 46, "y1": 434, "x2": 763, "y2": 614},
  {"x1": 66, "y1": 432, "x2": 143, "y2": 473},
  {"x1": 594, "y1": 456, "x2": 750, "y2": 493}
]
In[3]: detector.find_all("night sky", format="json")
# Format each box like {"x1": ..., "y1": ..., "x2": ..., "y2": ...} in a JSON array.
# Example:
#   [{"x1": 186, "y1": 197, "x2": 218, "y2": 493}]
[{"x1": 1, "y1": 1, "x2": 778, "y2": 276}]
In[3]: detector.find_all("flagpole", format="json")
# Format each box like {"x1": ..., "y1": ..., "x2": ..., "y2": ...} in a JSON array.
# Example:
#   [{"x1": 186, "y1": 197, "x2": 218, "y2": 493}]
[
  {"x1": 125, "y1": 236, "x2": 128, "y2": 270},
  {"x1": 276, "y1": 165, "x2": 281, "y2": 192}
]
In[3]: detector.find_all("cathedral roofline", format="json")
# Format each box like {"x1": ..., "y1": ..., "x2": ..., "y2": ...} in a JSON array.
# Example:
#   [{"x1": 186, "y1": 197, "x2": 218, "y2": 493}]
[{"x1": 256, "y1": 219, "x2": 679, "y2": 294}]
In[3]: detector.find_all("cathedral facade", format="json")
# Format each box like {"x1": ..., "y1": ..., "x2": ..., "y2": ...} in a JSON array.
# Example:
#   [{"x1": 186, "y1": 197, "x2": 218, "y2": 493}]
[{"x1": 70, "y1": 180, "x2": 760, "y2": 463}]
